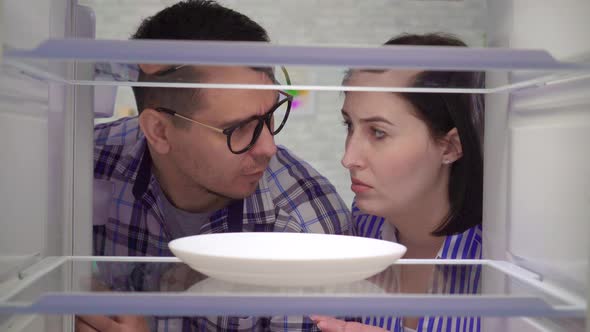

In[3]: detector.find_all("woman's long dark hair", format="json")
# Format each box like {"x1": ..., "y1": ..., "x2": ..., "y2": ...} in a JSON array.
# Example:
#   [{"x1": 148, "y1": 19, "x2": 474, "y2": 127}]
[{"x1": 385, "y1": 33, "x2": 484, "y2": 236}]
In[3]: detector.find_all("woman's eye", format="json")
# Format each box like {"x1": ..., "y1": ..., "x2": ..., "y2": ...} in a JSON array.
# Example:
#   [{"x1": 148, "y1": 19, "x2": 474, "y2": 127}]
[
  {"x1": 372, "y1": 128, "x2": 386, "y2": 139},
  {"x1": 342, "y1": 120, "x2": 352, "y2": 132}
]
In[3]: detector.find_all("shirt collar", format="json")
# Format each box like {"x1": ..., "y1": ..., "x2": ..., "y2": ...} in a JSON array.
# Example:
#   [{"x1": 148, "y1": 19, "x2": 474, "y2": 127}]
[
  {"x1": 380, "y1": 222, "x2": 482, "y2": 260},
  {"x1": 111, "y1": 124, "x2": 151, "y2": 198}
]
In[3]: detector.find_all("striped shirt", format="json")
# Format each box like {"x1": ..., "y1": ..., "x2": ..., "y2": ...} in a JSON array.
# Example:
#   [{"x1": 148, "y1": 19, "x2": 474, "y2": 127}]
[
  {"x1": 353, "y1": 204, "x2": 482, "y2": 332},
  {"x1": 92, "y1": 116, "x2": 352, "y2": 332}
]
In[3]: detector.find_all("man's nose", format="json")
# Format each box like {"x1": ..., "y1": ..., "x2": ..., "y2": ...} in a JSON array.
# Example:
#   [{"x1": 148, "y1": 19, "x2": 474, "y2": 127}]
[{"x1": 249, "y1": 124, "x2": 277, "y2": 158}]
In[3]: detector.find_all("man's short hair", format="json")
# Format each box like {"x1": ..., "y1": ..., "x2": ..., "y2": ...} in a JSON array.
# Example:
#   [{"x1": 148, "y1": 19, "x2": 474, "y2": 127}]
[{"x1": 131, "y1": 0, "x2": 272, "y2": 117}]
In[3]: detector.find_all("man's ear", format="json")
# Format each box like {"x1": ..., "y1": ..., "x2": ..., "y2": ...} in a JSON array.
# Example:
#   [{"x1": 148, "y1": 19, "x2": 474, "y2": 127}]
[
  {"x1": 139, "y1": 108, "x2": 172, "y2": 154},
  {"x1": 440, "y1": 128, "x2": 463, "y2": 165}
]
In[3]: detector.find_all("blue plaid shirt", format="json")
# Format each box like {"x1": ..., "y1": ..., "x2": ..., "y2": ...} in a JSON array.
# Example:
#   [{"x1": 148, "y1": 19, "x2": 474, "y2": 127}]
[{"x1": 92, "y1": 116, "x2": 352, "y2": 331}]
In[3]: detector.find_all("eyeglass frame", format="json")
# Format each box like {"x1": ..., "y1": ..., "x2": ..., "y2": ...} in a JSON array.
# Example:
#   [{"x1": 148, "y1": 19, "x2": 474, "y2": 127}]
[
  {"x1": 155, "y1": 89, "x2": 293, "y2": 154},
  {"x1": 150, "y1": 65, "x2": 294, "y2": 154}
]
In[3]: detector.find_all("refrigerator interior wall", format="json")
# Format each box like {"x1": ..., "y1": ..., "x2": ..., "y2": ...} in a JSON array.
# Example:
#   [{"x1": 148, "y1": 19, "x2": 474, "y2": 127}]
[
  {"x1": 0, "y1": 0, "x2": 589, "y2": 331},
  {"x1": 484, "y1": 0, "x2": 590, "y2": 331},
  {"x1": 509, "y1": 79, "x2": 590, "y2": 294},
  {"x1": 1, "y1": 0, "x2": 72, "y2": 331},
  {"x1": 508, "y1": 79, "x2": 589, "y2": 332},
  {"x1": 0, "y1": 0, "x2": 71, "y2": 262}
]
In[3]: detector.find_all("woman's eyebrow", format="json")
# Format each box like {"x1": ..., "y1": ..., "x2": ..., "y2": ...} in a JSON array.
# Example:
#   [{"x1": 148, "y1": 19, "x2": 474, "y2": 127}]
[
  {"x1": 341, "y1": 110, "x2": 394, "y2": 126},
  {"x1": 360, "y1": 116, "x2": 395, "y2": 126}
]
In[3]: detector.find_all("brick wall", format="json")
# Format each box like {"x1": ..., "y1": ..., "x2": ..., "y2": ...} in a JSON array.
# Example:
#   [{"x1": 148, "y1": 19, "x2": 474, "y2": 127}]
[{"x1": 85, "y1": 0, "x2": 486, "y2": 206}]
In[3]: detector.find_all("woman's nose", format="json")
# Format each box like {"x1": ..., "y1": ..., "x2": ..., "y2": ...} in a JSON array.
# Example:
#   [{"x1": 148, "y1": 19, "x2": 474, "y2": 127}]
[{"x1": 341, "y1": 138, "x2": 364, "y2": 170}]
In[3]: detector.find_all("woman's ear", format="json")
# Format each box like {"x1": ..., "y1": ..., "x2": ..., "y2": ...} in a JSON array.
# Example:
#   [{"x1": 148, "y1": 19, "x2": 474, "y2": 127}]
[
  {"x1": 139, "y1": 109, "x2": 172, "y2": 155},
  {"x1": 441, "y1": 128, "x2": 463, "y2": 165}
]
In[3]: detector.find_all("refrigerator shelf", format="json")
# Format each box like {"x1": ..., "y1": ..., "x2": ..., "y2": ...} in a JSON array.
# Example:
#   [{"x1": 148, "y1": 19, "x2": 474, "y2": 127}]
[
  {"x1": 2, "y1": 39, "x2": 590, "y2": 93},
  {"x1": 0, "y1": 257, "x2": 585, "y2": 317}
]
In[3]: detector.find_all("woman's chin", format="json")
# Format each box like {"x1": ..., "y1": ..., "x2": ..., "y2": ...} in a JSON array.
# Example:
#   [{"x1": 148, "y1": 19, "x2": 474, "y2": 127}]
[{"x1": 355, "y1": 198, "x2": 382, "y2": 216}]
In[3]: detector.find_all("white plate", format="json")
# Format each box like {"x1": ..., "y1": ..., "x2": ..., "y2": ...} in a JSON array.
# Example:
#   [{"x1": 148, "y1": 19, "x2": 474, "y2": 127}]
[{"x1": 168, "y1": 232, "x2": 406, "y2": 287}]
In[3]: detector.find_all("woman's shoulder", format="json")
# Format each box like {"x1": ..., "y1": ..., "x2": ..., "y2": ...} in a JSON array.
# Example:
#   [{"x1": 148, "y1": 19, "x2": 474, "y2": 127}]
[{"x1": 438, "y1": 224, "x2": 482, "y2": 259}]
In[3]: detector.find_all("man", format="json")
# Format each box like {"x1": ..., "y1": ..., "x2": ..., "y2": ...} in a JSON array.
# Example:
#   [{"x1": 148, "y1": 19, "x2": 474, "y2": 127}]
[{"x1": 83, "y1": 1, "x2": 351, "y2": 331}]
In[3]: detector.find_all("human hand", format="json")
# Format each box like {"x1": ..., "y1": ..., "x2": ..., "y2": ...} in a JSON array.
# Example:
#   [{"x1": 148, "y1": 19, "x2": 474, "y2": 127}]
[
  {"x1": 75, "y1": 315, "x2": 150, "y2": 332},
  {"x1": 310, "y1": 315, "x2": 387, "y2": 332},
  {"x1": 138, "y1": 64, "x2": 188, "y2": 76},
  {"x1": 138, "y1": 64, "x2": 169, "y2": 75}
]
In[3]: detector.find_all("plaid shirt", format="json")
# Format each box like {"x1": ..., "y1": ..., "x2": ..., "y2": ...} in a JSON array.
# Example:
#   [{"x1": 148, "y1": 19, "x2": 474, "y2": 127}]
[{"x1": 92, "y1": 116, "x2": 352, "y2": 332}]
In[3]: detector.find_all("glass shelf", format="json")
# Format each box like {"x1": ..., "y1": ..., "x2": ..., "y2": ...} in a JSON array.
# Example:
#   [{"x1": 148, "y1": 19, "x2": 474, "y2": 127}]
[
  {"x1": 3, "y1": 39, "x2": 590, "y2": 93},
  {"x1": 0, "y1": 257, "x2": 585, "y2": 317},
  {"x1": 0, "y1": 254, "x2": 41, "y2": 285}
]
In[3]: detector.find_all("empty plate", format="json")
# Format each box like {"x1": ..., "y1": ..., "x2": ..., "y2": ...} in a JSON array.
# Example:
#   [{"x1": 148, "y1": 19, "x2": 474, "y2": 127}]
[{"x1": 169, "y1": 232, "x2": 406, "y2": 287}]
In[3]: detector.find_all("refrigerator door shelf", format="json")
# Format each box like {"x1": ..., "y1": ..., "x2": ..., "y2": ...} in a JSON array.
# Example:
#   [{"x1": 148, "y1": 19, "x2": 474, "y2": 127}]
[
  {"x1": 0, "y1": 257, "x2": 585, "y2": 318},
  {"x1": 2, "y1": 39, "x2": 590, "y2": 93}
]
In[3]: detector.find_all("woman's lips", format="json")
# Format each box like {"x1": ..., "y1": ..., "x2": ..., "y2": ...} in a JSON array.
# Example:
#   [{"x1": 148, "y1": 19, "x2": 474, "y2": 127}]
[{"x1": 351, "y1": 178, "x2": 372, "y2": 193}]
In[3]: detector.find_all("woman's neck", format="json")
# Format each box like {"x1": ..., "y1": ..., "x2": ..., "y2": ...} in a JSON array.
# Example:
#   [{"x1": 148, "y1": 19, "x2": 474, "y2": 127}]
[
  {"x1": 385, "y1": 187, "x2": 450, "y2": 258},
  {"x1": 395, "y1": 226, "x2": 445, "y2": 259}
]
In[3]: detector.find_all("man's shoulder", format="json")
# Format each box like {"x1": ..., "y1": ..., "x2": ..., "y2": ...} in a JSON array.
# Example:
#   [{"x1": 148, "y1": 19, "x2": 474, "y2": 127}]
[
  {"x1": 266, "y1": 145, "x2": 326, "y2": 184},
  {"x1": 94, "y1": 117, "x2": 144, "y2": 180},
  {"x1": 95, "y1": 116, "x2": 141, "y2": 147},
  {"x1": 261, "y1": 146, "x2": 351, "y2": 234},
  {"x1": 265, "y1": 146, "x2": 340, "y2": 203}
]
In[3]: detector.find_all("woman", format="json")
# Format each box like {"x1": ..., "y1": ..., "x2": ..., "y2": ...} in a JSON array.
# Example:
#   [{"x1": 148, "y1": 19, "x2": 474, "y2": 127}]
[{"x1": 312, "y1": 33, "x2": 484, "y2": 332}]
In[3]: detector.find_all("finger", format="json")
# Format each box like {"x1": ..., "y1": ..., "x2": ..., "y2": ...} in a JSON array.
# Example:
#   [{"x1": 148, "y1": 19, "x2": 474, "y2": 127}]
[
  {"x1": 310, "y1": 315, "x2": 332, "y2": 323},
  {"x1": 342, "y1": 322, "x2": 388, "y2": 332},
  {"x1": 115, "y1": 315, "x2": 150, "y2": 330},
  {"x1": 315, "y1": 317, "x2": 348, "y2": 332},
  {"x1": 90, "y1": 278, "x2": 111, "y2": 292},
  {"x1": 138, "y1": 64, "x2": 170, "y2": 75},
  {"x1": 77, "y1": 315, "x2": 119, "y2": 331},
  {"x1": 75, "y1": 317, "x2": 99, "y2": 332},
  {"x1": 114, "y1": 315, "x2": 137, "y2": 324}
]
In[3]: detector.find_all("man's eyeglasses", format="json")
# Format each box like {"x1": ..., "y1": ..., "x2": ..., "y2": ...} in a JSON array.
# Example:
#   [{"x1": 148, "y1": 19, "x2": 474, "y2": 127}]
[{"x1": 156, "y1": 90, "x2": 293, "y2": 154}]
